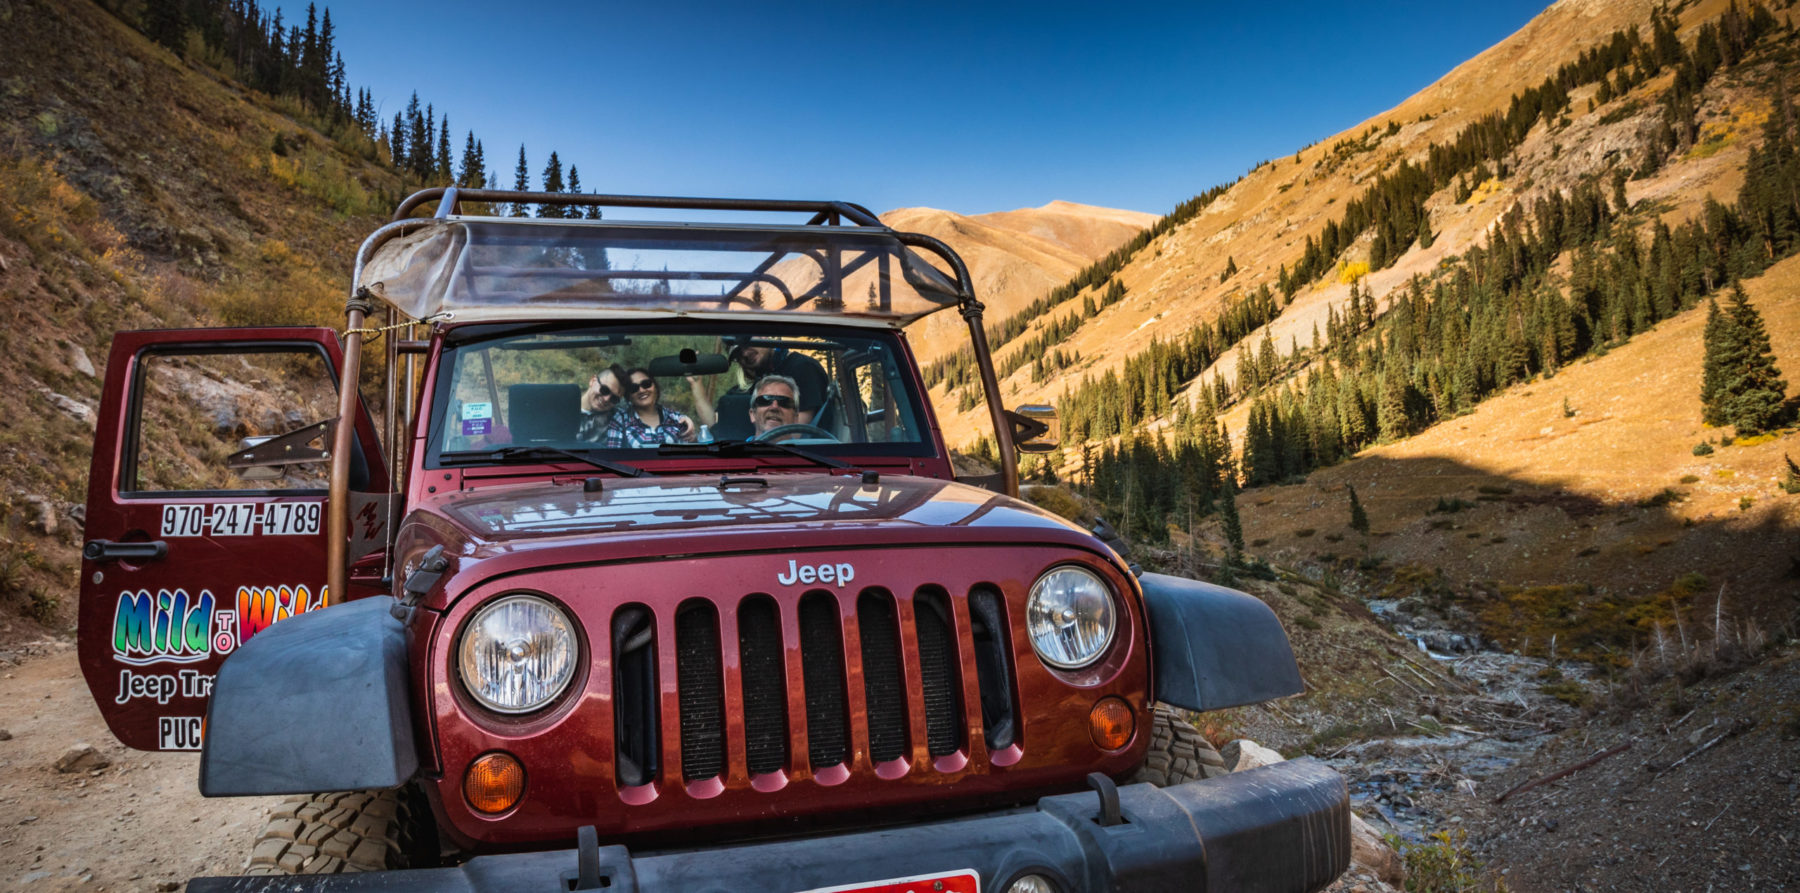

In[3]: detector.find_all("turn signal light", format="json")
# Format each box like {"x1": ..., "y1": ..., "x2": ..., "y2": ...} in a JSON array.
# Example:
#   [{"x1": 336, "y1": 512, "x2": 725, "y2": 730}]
[
  {"x1": 465, "y1": 752, "x2": 526, "y2": 814},
  {"x1": 1088, "y1": 697, "x2": 1134, "y2": 751}
]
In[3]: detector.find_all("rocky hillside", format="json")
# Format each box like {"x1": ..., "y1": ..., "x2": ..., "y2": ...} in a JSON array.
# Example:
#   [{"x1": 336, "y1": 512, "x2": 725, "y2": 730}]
[{"x1": 0, "y1": 0, "x2": 419, "y2": 638}]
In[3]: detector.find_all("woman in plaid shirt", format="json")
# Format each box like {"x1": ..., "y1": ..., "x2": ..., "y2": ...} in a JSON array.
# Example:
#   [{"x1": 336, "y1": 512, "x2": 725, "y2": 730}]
[{"x1": 606, "y1": 368, "x2": 697, "y2": 448}]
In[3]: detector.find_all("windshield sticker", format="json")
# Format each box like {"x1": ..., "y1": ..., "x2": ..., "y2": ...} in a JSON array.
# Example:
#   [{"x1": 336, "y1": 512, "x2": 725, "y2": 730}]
[
  {"x1": 461, "y1": 401, "x2": 494, "y2": 436},
  {"x1": 160, "y1": 502, "x2": 322, "y2": 537}
]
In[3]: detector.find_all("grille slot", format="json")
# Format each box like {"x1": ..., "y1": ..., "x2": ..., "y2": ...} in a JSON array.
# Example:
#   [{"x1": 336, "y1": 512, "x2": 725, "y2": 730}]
[
  {"x1": 968, "y1": 587, "x2": 1017, "y2": 750},
  {"x1": 611, "y1": 605, "x2": 660, "y2": 787},
  {"x1": 799, "y1": 592, "x2": 849, "y2": 769},
  {"x1": 675, "y1": 600, "x2": 725, "y2": 781},
  {"x1": 857, "y1": 590, "x2": 909, "y2": 763},
  {"x1": 914, "y1": 588, "x2": 965, "y2": 757},
  {"x1": 738, "y1": 596, "x2": 788, "y2": 775}
]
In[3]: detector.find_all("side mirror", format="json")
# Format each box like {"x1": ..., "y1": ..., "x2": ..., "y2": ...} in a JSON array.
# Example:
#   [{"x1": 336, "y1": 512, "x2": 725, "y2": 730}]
[
  {"x1": 233, "y1": 437, "x2": 284, "y2": 482},
  {"x1": 1005, "y1": 405, "x2": 1059, "y2": 453},
  {"x1": 226, "y1": 419, "x2": 336, "y2": 480}
]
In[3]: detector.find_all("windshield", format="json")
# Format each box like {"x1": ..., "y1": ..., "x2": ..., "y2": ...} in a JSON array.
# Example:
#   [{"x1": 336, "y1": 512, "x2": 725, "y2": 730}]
[
  {"x1": 361, "y1": 219, "x2": 962, "y2": 325},
  {"x1": 428, "y1": 322, "x2": 936, "y2": 466}
]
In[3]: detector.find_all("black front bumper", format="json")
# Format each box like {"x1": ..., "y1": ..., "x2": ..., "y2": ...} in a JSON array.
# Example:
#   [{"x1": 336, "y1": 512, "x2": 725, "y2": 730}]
[{"x1": 191, "y1": 758, "x2": 1348, "y2": 893}]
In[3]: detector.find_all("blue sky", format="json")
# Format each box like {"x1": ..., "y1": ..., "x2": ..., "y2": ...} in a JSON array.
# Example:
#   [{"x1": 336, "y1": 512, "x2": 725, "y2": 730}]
[{"x1": 326, "y1": 2, "x2": 1551, "y2": 217}]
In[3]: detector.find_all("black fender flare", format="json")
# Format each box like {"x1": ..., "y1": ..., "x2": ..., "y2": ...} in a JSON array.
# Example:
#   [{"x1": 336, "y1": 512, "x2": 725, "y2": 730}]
[
  {"x1": 200, "y1": 596, "x2": 418, "y2": 796},
  {"x1": 1138, "y1": 573, "x2": 1304, "y2": 712}
]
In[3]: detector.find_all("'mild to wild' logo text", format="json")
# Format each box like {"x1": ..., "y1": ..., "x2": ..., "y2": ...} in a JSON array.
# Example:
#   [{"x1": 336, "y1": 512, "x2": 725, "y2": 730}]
[{"x1": 111, "y1": 584, "x2": 327, "y2": 666}]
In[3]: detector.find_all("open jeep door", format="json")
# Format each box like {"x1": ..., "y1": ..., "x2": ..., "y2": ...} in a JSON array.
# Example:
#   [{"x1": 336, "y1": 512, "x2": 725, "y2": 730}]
[{"x1": 77, "y1": 327, "x2": 390, "y2": 752}]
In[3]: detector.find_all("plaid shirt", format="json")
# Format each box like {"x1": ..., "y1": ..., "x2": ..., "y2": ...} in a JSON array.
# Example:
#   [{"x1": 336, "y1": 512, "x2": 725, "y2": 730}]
[{"x1": 605, "y1": 406, "x2": 691, "y2": 448}]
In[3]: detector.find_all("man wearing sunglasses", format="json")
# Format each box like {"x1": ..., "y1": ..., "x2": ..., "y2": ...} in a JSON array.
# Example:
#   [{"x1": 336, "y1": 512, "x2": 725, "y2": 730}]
[
  {"x1": 747, "y1": 375, "x2": 802, "y2": 440},
  {"x1": 577, "y1": 363, "x2": 630, "y2": 442},
  {"x1": 730, "y1": 341, "x2": 827, "y2": 425}
]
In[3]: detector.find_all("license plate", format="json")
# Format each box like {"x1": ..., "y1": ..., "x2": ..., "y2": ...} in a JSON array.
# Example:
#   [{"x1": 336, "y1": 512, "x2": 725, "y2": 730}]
[{"x1": 799, "y1": 869, "x2": 980, "y2": 893}]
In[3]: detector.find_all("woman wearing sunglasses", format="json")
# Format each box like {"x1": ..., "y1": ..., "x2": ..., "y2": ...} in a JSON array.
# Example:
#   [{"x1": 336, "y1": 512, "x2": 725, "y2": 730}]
[
  {"x1": 605, "y1": 368, "x2": 698, "y2": 448},
  {"x1": 577, "y1": 363, "x2": 630, "y2": 442}
]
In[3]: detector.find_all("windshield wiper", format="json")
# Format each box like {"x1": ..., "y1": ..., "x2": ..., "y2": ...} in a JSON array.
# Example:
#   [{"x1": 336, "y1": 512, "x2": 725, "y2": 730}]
[
  {"x1": 442, "y1": 445, "x2": 649, "y2": 478},
  {"x1": 657, "y1": 439, "x2": 852, "y2": 472}
]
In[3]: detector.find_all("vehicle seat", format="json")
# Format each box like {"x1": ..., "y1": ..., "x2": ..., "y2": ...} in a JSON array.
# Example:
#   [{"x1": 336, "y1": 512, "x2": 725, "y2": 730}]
[
  {"x1": 508, "y1": 383, "x2": 581, "y2": 443},
  {"x1": 712, "y1": 391, "x2": 754, "y2": 441}
]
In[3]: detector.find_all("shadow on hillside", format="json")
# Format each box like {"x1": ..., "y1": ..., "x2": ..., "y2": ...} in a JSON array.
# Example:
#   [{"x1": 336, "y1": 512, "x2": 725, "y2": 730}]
[{"x1": 1238, "y1": 453, "x2": 1800, "y2": 632}]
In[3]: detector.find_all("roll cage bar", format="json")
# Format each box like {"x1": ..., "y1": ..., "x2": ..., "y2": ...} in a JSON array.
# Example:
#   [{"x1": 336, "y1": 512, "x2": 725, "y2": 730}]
[{"x1": 324, "y1": 188, "x2": 1019, "y2": 601}]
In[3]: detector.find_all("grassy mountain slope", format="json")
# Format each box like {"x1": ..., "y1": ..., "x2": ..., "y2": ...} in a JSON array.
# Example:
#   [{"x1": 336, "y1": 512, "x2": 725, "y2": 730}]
[
  {"x1": 920, "y1": 0, "x2": 1799, "y2": 619},
  {"x1": 888, "y1": 202, "x2": 1156, "y2": 365}
]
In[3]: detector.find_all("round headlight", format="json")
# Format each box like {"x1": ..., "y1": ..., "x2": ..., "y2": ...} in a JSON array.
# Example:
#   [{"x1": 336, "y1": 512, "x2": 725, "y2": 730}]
[
  {"x1": 1026, "y1": 566, "x2": 1116, "y2": 669},
  {"x1": 458, "y1": 594, "x2": 577, "y2": 714}
]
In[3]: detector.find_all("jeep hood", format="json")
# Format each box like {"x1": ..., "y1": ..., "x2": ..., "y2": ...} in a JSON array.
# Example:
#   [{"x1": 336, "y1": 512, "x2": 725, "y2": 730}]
[{"x1": 407, "y1": 473, "x2": 1105, "y2": 581}]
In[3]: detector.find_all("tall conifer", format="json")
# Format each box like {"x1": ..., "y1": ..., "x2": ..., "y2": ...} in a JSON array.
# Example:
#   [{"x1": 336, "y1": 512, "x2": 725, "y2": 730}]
[
  {"x1": 539, "y1": 152, "x2": 566, "y2": 218},
  {"x1": 1715, "y1": 284, "x2": 1789, "y2": 432},
  {"x1": 510, "y1": 146, "x2": 530, "y2": 217}
]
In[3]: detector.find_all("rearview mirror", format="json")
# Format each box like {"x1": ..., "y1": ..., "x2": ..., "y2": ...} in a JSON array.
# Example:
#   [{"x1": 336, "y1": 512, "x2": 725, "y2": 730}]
[
  {"x1": 1006, "y1": 405, "x2": 1059, "y2": 453},
  {"x1": 648, "y1": 349, "x2": 729, "y2": 377}
]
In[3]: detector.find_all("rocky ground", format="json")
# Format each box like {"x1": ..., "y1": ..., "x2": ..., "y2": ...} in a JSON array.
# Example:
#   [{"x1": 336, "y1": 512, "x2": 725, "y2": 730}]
[{"x1": 0, "y1": 640, "x2": 277, "y2": 892}]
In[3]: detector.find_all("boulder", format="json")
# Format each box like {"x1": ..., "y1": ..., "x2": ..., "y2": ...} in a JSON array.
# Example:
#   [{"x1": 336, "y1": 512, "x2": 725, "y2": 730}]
[
  {"x1": 54, "y1": 742, "x2": 110, "y2": 773},
  {"x1": 1350, "y1": 812, "x2": 1406, "y2": 886},
  {"x1": 64, "y1": 342, "x2": 96, "y2": 378},
  {"x1": 21, "y1": 496, "x2": 57, "y2": 535},
  {"x1": 1222, "y1": 738, "x2": 1287, "y2": 773},
  {"x1": 36, "y1": 387, "x2": 94, "y2": 425}
]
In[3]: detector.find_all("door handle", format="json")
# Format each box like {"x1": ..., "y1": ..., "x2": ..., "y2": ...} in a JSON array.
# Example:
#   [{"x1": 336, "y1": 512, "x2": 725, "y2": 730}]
[{"x1": 82, "y1": 540, "x2": 168, "y2": 563}]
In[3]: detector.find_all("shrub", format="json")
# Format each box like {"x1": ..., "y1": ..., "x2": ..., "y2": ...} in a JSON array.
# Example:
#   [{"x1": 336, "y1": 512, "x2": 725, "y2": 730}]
[
  {"x1": 1693, "y1": 442, "x2": 1714, "y2": 456},
  {"x1": 1679, "y1": 474, "x2": 1701, "y2": 484},
  {"x1": 1393, "y1": 829, "x2": 1510, "y2": 892}
]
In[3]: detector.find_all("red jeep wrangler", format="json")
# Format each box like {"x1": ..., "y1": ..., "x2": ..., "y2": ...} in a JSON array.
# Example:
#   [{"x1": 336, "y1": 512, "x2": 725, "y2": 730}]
[{"x1": 77, "y1": 189, "x2": 1348, "y2": 892}]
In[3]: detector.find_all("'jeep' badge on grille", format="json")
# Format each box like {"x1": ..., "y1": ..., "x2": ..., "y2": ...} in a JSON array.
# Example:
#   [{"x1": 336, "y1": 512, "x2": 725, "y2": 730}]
[{"x1": 778, "y1": 560, "x2": 855, "y2": 587}]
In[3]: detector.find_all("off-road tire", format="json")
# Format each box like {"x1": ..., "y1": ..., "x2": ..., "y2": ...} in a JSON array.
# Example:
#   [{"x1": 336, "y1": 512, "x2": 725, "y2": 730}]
[
  {"x1": 246, "y1": 788, "x2": 432, "y2": 875},
  {"x1": 1130, "y1": 703, "x2": 1229, "y2": 785}
]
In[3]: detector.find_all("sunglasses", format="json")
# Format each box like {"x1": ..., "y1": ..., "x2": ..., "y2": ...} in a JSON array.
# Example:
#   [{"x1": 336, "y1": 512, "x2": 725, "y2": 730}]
[
  {"x1": 752, "y1": 394, "x2": 795, "y2": 409},
  {"x1": 628, "y1": 379, "x2": 656, "y2": 393},
  {"x1": 594, "y1": 384, "x2": 616, "y2": 399}
]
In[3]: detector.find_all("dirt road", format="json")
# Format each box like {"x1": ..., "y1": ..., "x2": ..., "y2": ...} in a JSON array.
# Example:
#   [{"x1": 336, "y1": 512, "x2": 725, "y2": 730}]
[{"x1": 0, "y1": 643, "x2": 278, "y2": 892}]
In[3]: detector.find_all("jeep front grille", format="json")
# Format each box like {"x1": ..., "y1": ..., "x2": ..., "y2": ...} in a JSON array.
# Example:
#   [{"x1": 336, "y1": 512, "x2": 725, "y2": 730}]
[
  {"x1": 737, "y1": 596, "x2": 788, "y2": 776},
  {"x1": 798, "y1": 592, "x2": 850, "y2": 769},
  {"x1": 611, "y1": 584, "x2": 1016, "y2": 788},
  {"x1": 856, "y1": 590, "x2": 909, "y2": 764}
]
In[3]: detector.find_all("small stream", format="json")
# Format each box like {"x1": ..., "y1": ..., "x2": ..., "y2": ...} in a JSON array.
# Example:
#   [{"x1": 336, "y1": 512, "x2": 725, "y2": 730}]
[{"x1": 1327, "y1": 598, "x2": 1597, "y2": 842}]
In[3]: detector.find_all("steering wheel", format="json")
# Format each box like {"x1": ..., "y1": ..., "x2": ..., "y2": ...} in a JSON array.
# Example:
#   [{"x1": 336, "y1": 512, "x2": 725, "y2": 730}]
[{"x1": 754, "y1": 424, "x2": 839, "y2": 443}]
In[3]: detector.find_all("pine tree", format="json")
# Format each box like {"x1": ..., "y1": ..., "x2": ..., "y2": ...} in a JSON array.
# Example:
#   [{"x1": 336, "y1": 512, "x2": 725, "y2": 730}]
[
  {"x1": 539, "y1": 151, "x2": 566, "y2": 218},
  {"x1": 1219, "y1": 477, "x2": 1243, "y2": 562},
  {"x1": 458, "y1": 132, "x2": 482, "y2": 188},
  {"x1": 1715, "y1": 284, "x2": 1789, "y2": 432},
  {"x1": 436, "y1": 118, "x2": 452, "y2": 182},
  {"x1": 1701, "y1": 297, "x2": 1730, "y2": 424},
  {"x1": 144, "y1": 0, "x2": 187, "y2": 55},
  {"x1": 510, "y1": 145, "x2": 530, "y2": 217},
  {"x1": 1347, "y1": 484, "x2": 1370, "y2": 535},
  {"x1": 1416, "y1": 208, "x2": 1435, "y2": 249}
]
